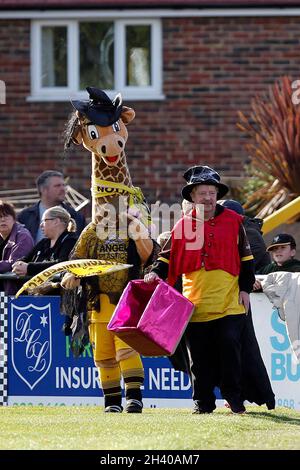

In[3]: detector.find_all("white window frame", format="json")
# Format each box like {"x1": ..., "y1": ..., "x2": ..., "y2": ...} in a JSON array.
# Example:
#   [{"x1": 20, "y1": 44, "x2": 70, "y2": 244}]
[{"x1": 30, "y1": 18, "x2": 163, "y2": 102}]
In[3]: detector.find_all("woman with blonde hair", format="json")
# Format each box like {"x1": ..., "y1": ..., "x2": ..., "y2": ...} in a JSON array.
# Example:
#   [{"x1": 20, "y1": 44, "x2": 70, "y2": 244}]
[{"x1": 13, "y1": 206, "x2": 78, "y2": 276}]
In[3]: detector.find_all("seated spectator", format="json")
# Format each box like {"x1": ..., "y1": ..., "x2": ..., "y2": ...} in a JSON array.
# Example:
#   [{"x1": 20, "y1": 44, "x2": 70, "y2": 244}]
[
  {"x1": 218, "y1": 199, "x2": 271, "y2": 273},
  {"x1": 18, "y1": 170, "x2": 86, "y2": 243},
  {"x1": 253, "y1": 233, "x2": 300, "y2": 291},
  {"x1": 0, "y1": 200, "x2": 34, "y2": 294},
  {"x1": 12, "y1": 206, "x2": 78, "y2": 277}
]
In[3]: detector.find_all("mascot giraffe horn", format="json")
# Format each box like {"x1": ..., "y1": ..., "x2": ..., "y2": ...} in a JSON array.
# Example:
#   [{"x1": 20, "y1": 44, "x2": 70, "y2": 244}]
[{"x1": 62, "y1": 87, "x2": 157, "y2": 413}]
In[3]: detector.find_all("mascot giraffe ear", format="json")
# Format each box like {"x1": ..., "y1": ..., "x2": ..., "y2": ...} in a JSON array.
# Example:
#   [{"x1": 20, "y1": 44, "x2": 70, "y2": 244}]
[
  {"x1": 121, "y1": 106, "x2": 135, "y2": 125},
  {"x1": 72, "y1": 127, "x2": 83, "y2": 145}
]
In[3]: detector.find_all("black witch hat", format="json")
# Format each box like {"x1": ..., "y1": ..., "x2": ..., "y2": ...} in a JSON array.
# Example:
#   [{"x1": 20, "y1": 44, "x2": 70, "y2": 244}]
[{"x1": 71, "y1": 87, "x2": 123, "y2": 127}]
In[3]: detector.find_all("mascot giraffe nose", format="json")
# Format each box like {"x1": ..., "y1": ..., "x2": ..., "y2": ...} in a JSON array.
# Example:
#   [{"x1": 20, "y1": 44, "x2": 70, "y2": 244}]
[
  {"x1": 101, "y1": 140, "x2": 124, "y2": 155},
  {"x1": 98, "y1": 134, "x2": 126, "y2": 157}
]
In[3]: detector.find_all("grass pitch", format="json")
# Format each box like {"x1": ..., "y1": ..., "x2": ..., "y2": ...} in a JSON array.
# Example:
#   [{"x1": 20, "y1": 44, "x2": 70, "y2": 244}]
[{"x1": 0, "y1": 406, "x2": 299, "y2": 450}]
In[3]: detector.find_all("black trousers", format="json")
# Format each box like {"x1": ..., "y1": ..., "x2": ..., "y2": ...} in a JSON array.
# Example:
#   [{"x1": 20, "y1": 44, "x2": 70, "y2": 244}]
[
  {"x1": 241, "y1": 307, "x2": 275, "y2": 409},
  {"x1": 185, "y1": 314, "x2": 246, "y2": 412}
]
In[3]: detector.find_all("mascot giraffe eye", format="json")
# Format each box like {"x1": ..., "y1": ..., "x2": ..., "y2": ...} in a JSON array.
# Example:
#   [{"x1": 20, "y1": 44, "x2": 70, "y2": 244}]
[
  {"x1": 112, "y1": 121, "x2": 120, "y2": 132},
  {"x1": 87, "y1": 125, "x2": 99, "y2": 140}
]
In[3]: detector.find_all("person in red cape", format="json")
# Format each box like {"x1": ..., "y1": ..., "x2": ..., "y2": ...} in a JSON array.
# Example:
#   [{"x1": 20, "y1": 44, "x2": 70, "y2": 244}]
[{"x1": 145, "y1": 165, "x2": 272, "y2": 414}]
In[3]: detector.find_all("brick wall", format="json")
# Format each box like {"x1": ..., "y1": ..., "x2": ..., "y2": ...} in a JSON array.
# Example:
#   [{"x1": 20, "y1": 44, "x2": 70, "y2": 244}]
[{"x1": 1, "y1": 16, "x2": 300, "y2": 207}]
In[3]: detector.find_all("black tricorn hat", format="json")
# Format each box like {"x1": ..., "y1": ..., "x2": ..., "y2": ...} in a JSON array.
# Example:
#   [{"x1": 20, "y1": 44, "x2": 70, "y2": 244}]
[
  {"x1": 181, "y1": 165, "x2": 229, "y2": 202},
  {"x1": 71, "y1": 87, "x2": 123, "y2": 126}
]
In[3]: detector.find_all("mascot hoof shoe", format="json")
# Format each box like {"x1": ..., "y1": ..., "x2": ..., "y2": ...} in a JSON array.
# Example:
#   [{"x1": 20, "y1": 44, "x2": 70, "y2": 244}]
[
  {"x1": 104, "y1": 405, "x2": 123, "y2": 413},
  {"x1": 125, "y1": 399, "x2": 143, "y2": 413}
]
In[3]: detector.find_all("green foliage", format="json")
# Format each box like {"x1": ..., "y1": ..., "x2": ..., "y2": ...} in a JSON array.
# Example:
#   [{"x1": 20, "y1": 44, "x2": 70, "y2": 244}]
[
  {"x1": 239, "y1": 164, "x2": 274, "y2": 217},
  {"x1": 244, "y1": 164, "x2": 272, "y2": 192},
  {"x1": 237, "y1": 76, "x2": 300, "y2": 215}
]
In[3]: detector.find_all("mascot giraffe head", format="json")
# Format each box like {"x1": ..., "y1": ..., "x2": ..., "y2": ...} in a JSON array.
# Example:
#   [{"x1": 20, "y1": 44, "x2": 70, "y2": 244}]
[{"x1": 66, "y1": 87, "x2": 135, "y2": 168}]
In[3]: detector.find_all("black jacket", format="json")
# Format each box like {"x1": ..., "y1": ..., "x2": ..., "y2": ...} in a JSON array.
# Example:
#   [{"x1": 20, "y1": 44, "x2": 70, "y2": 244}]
[
  {"x1": 21, "y1": 230, "x2": 78, "y2": 276},
  {"x1": 18, "y1": 201, "x2": 86, "y2": 240},
  {"x1": 243, "y1": 217, "x2": 271, "y2": 273}
]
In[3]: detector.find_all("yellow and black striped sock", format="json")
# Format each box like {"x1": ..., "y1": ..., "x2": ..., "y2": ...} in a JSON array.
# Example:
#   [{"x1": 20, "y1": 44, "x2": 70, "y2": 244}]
[
  {"x1": 99, "y1": 366, "x2": 122, "y2": 408},
  {"x1": 119, "y1": 354, "x2": 144, "y2": 401}
]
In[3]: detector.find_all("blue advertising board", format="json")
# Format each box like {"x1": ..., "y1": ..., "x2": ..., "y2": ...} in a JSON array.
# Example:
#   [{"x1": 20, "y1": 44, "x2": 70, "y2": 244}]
[
  {"x1": 250, "y1": 293, "x2": 300, "y2": 410},
  {"x1": 7, "y1": 295, "x2": 196, "y2": 407},
  {"x1": 6, "y1": 293, "x2": 299, "y2": 409}
]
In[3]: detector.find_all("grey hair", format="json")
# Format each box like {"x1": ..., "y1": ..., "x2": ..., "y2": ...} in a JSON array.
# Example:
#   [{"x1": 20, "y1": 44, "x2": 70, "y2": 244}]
[
  {"x1": 36, "y1": 170, "x2": 64, "y2": 195},
  {"x1": 44, "y1": 206, "x2": 76, "y2": 232}
]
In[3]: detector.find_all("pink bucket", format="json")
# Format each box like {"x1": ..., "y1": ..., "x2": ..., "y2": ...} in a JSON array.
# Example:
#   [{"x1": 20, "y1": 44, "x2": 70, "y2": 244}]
[{"x1": 107, "y1": 279, "x2": 194, "y2": 356}]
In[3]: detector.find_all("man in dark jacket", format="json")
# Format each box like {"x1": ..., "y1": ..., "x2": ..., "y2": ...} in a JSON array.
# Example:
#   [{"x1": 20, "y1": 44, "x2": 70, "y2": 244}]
[
  {"x1": 219, "y1": 199, "x2": 271, "y2": 273},
  {"x1": 217, "y1": 200, "x2": 275, "y2": 410},
  {"x1": 18, "y1": 170, "x2": 86, "y2": 243}
]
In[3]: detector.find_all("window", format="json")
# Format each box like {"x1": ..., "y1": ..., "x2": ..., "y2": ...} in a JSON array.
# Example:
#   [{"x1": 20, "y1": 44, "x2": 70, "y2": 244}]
[
  {"x1": 41, "y1": 26, "x2": 68, "y2": 87},
  {"x1": 30, "y1": 19, "x2": 163, "y2": 101},
  {"x1": 126, "y1": 25, "x2": 151, "y2": 87}
]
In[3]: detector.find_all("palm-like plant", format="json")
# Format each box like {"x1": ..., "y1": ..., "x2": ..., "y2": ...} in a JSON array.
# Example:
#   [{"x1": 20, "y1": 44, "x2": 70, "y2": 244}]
[{"x1": 237, "y1": 76, "x2": 300, "y2": 218}]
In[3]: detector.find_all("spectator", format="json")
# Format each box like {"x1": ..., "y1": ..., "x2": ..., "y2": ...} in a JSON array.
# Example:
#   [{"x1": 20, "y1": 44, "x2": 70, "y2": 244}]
[
  {"x1": 253, "y1": 233, "x2": 300, "y2": 291},
  {"x1": 218, "y1": 199, "x2": 275, "y2": 409},
  {"x1": 145, "y1": 165, "x2": 256, "y2": 414},
  {"x1": 12, "y1": 206, "x2": 78, "y2": 277},
  {"x1": 18, "y1": 170, "x2": 85, "y2": 243},
  {"x1": 0, "y1": 200, "x2": 34, "y2": 294},
  {"x1": 218, "y1": 199, "x2": 271, "y2": 273}
]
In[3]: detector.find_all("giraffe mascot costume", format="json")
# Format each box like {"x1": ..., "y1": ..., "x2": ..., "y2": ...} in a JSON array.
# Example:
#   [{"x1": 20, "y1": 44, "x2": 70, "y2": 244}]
[{"x1": 62, "y1": 87, "x2": 155, "y2": 413}]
